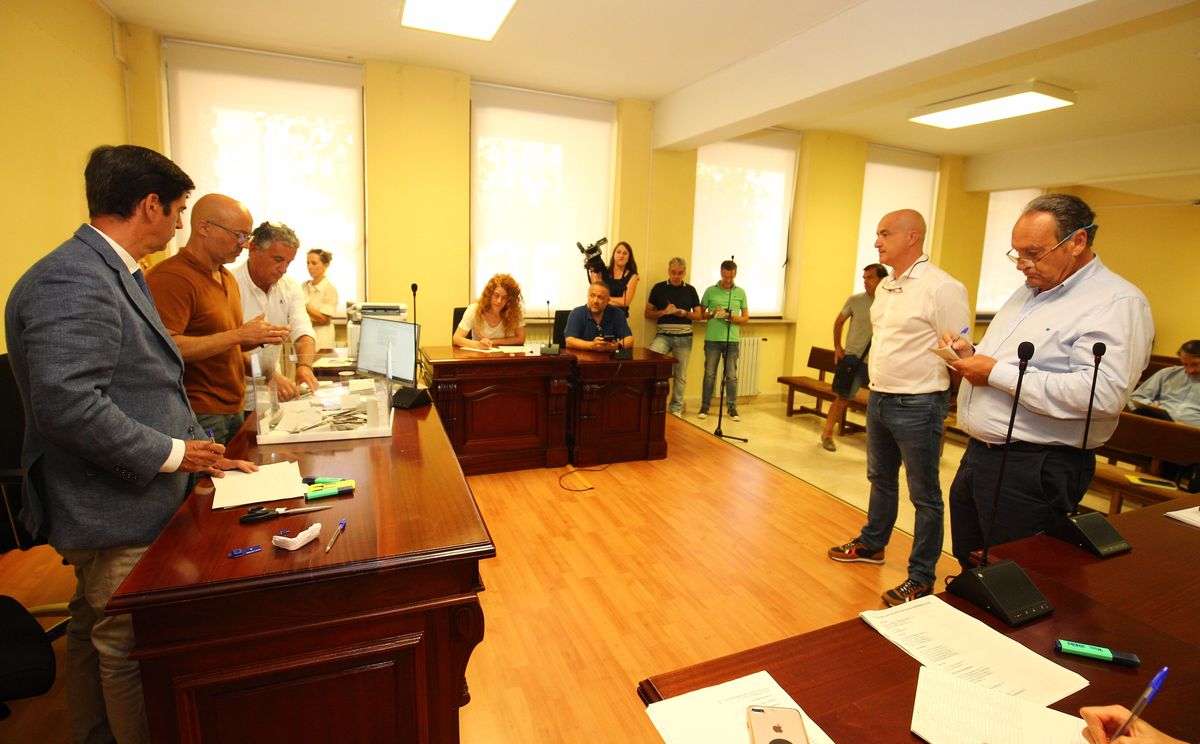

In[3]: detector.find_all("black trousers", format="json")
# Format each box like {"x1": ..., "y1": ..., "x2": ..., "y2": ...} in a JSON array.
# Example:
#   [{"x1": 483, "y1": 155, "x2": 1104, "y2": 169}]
[{"x1": 949, "y1": 439, "x2": 1095, "y2": 570}]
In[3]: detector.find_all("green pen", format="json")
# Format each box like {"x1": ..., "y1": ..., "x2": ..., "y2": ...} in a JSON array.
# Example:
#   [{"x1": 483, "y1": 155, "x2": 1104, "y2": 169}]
[
  {"x1": 303, "y1": 477, "x2": 344, "y2": 485},
  {"x1": 305, "y1": 485, "x2": 355, "y2": 501},
  {"x1": 1055, "y1": 639, "x2": 1141, "y2": 667}
]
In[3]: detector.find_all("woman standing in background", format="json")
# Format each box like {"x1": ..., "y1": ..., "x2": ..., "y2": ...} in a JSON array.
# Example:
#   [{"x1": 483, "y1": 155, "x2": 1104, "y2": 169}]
[
  {"x1": 302, "y1": 249, "x2": 340, "y2": 350},
  {"x1": 592, "y1": 241, "x2": 639, "y2": 317}
]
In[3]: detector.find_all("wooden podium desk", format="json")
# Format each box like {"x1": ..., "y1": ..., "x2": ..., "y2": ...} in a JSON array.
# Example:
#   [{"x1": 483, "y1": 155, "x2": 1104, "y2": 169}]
[
  {"x1": 422, "y1": 345, "x2": 574, "y2": 475},
  {"x1": 109, "y1": 406, "x2": 495, "y2": 744},
  {"x1": 639, "y1": 498, "x2": 1200, "y2": 742},
  {"x1": 568, "y1": 347, "x2": 675, "y2": 467}
]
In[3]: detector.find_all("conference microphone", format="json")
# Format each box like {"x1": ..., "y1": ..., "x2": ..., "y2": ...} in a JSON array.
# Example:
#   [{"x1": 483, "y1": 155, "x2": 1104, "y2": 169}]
[
  {"x1": 541, "y1": 299, "x2": 561, "y2": 356},
  {"x1": 948, "y1": 340, "x2": 1053, "y2": 626},
  {"x1": 1048, "y1": 340, "x2": 1131, "y2": 557},
  {"x1": 394, "y1": 281, "x2": 431, "y2": 410}
]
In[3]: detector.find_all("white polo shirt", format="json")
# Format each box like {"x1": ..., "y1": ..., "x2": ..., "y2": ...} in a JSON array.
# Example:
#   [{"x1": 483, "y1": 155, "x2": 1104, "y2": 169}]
[
  {"x1": 233, "y1": 262, "x2": 314, "y2": 409},
  {"x1": 868, "y1": 256, "x2": 970, "y2": 395}
]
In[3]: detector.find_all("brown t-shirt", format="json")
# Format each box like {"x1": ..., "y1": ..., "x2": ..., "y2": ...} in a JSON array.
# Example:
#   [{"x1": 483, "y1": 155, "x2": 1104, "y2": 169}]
[{"x1": 148, "y1": 250, "x2": 245, "y2": 414}]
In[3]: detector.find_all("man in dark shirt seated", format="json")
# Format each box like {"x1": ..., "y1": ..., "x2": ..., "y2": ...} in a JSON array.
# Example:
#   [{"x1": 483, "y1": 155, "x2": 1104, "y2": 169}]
[{"x1": 564, "y1": 282, "x2": 634, "y2": 352}]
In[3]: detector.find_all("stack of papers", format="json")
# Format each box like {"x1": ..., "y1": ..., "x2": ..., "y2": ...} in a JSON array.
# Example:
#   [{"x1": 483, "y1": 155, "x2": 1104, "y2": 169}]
[
  {"x1": 646, "y1": 671, "x2": 834, "y2": 744},
  {"x1": 1165, "y1": 506, "x2": 1200, "y2": 528},
  {"x1": 859, "y1": 595, "x2": 1087, "y2": 705},
  {"x1": 212, "y1": 460, "x2": 306, "y2": 509},
  {"x1": 912, "y1": 666, "x2": 1086, "y2": 743}
]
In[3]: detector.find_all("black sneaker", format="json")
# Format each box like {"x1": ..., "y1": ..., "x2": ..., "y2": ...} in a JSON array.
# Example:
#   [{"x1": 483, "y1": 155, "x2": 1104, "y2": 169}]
[
  {"x1": 882, "y1": 579, "x2": 932, "y2": 607},
  {"x1": 827, "y1": 539, "x2": 884, "y2": 564}
]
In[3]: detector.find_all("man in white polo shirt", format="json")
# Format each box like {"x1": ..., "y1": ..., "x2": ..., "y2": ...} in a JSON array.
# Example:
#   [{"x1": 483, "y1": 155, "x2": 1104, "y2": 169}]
[
  {"x1": 828, "y1": 209, "x2": 969, "y2": 607},
  {"x1": 233, "y1": 221, "x2": 319, "y2": 410}
]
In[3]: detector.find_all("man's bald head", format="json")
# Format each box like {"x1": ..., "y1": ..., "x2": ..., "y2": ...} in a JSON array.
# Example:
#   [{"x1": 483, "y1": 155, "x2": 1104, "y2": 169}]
[
  {"x1": 183, "y1": 194, "x2": 253, "y2": 270},
  {"x1": 874, "y1": 209, "x2": 927, "y2": 274}
]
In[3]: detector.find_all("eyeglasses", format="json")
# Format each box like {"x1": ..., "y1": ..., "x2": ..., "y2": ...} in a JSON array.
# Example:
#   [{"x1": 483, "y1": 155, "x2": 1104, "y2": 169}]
[
  {"x1": 1006, "y1": 224, "x2": 1094, "y2": 269},
  {"x1": 206, "y1": 220, "x2": 252, "y2": 245}
]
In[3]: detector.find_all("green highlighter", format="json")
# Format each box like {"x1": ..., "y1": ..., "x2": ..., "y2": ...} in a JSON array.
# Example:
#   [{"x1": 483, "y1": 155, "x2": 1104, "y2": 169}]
[
  {"x1": 305, "y1": 479, "x2": 356, "y2": 501},
  {"x1": 1055, "y1": 639, "x2": 1141, "y2": 667}
]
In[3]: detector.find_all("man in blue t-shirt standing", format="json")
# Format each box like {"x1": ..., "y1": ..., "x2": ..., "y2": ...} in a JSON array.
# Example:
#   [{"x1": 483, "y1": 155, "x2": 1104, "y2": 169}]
[
  {"x1": 645, "y1": 257, "x2": 703, "y2": 416},
  {"x1": 698, "y1": 259, "x2": 749, "y2": 421},
  {"x1": 564, "y1": 282, "x2": 634, "y2": 352}
]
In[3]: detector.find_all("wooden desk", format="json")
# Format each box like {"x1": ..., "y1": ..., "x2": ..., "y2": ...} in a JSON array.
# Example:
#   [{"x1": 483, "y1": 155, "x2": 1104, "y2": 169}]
[
  {"x1": 569, "y1": 347, "x2": 674, "y2": 467},
  {"x1": 422, "y1": 346, "x2": 573, "y2": 475},
  {"x1": 109, "y1": 406, "x2": 495, "y2": 744},
  {"x1": 639, "y1": 499, "x2": 1200, "y2": 742}
]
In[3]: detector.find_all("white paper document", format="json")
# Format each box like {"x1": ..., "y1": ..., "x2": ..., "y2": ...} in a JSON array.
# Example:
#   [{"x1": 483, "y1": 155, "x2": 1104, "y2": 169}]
[
  {"x1": 211, "y1": 460, "x2": 306, "y2": 509},
  {"x1": 645, "y1": 670, "x2": 835, "y2": 744},
  {"x1": 1165, "y1": 506, "x2": 1200, "y2": 528},
  {"x1": 912, "y1": 666, "x2": 1086, "y2": 744},
  {"x1": 860, "y1": 595, "x2": 1087, "y2": 706}
]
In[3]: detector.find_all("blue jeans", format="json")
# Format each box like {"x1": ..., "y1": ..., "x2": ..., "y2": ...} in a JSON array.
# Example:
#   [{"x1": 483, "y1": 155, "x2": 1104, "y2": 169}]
[
  {"x1": 701, "y1": 340, "x2": 739, "y2": 413},
  {"x1": 649, "y1": 332, "x2": 693, "y2": 413},
  {"x1": 858, "y1": 390, "x2": 949, "y2": 586}
]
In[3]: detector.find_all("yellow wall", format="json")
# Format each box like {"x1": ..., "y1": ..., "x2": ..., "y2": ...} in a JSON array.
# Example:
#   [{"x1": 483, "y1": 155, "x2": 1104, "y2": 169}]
[
  {"x1": 1069, "y1": 186, "x2": 1200, "y2": 355},
  {"x1": 1, "y1": 0, "x2": 128, "y2": 351},
  {"x1": 931, "y1": 156, "x2": 989, "y2": 329},
  {"x1": 611, "y1": 99, "x2": 654, "y2": 342},
  {"x1": 123, "y1": 24, "x2": 165, "y2": 152},
  {"x1": 363, "y1": 62, "x2": 470, "y2": 329},
  {"x1": 783, "y1": 131, "x2": 868, "y2": 382}
]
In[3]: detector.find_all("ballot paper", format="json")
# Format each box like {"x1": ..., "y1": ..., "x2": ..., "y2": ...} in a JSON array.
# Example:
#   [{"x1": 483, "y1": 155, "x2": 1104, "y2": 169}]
[
  {"x1": 912, "y1": 666, "x2": 1086, "y2": 744},
  {"x1": 211, "y1": 460, "x2": 306, "y2": 509},
  {"x1": 860, "y1": 595, "x2": 1087, "y2": 707},
  {"x1": 645, "y1": 670, "x2": 834, "y2": 744},
  {"x1": 929, "y1": 345, "x2": 960, "y2": 362},
  {"x1": 1165, "y1": 506, "x2": 1200, "y2": 528}
]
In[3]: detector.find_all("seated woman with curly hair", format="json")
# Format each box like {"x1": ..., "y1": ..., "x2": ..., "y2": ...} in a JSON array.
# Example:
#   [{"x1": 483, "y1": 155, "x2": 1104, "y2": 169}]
[{"x1": 453, "y1": 273, "x2": 526, "y2": 349}]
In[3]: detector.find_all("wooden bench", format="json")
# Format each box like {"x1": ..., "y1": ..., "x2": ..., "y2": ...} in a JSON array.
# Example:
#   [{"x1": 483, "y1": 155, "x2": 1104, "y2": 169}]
[
  {"x1": 778, "y1": 347, "x2": 869, "y2": 435},
  {"x1": 1091, "y1": 411, "x2": 1200, "y2": 514}
]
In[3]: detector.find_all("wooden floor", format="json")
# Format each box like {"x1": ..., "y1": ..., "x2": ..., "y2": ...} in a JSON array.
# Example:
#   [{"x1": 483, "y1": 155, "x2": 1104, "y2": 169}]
[{"x1": 0, "y1": 416, "x2": 957, "y2": 743}]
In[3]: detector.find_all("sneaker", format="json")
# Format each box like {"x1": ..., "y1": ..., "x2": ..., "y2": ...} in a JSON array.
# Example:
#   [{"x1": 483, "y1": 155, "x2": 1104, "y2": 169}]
[
  {"x1": 697, "y1": 410, "x2": 709, "y2": 420},
  {"x1": 827, "y1": 539, "x2": 884, "y2": 564},
  {"x1": 882, "y1": 579, "x2": 932, "y2": 607},
  {"x1": 821, "y1": 437, "x2": 837, "y2": 452},
  {"x1": 728, "y1": 411, "x2": 741, "y2": 421},
  {"x1": 669, "y1": 410, "x2": 683, "y2": 418}
]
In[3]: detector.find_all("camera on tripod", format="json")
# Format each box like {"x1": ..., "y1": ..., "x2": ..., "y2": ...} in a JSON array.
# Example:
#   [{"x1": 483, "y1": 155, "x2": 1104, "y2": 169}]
[{"x1": 577, "y1": 237, "x2": 608, "y2": 275}]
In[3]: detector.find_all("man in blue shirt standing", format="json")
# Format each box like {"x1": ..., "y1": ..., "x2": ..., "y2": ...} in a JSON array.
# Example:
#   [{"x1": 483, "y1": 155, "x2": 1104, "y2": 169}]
[
  {"x1": 943, "y1": 193, "x2": 1153, "y2": 570},
  {"x1": 564, "y1": 282, "x2": 634, "y2": 352}
]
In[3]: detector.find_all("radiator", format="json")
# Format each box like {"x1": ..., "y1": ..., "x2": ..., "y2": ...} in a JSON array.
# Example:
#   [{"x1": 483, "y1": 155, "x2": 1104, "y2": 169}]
[{"x1": 738, "y1": 336, "x2": 764, "y2": 396}]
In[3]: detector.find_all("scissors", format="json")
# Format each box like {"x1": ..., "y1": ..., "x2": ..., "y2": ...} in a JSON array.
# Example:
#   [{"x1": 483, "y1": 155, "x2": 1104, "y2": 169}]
[{"x1": 240, "y1": 505, "x2": 332, "y2": 524}]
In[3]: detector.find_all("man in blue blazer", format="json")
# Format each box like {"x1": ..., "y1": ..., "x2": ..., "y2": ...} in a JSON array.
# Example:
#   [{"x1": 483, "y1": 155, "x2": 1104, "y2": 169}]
[{"x1": 5, "y1": 145, "x2": 254, "y2": 744}]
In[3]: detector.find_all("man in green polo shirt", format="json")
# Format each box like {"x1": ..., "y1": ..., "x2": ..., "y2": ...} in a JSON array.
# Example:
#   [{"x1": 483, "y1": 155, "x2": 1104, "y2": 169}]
[{"x1": 698, "y1": 259, "x2": 749, "y2": 421}]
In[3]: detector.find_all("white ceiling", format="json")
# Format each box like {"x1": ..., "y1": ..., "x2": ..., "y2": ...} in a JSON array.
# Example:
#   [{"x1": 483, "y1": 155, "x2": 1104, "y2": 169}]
[{"x1": 100, "y1": 0, "x2": 1200, "y2": 202}]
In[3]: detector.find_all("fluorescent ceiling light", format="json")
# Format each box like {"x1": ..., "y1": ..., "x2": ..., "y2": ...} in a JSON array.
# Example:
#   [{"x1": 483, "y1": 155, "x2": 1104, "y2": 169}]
[
  {"x1": 401, "y1": 0, "x2": 518, "y2": 41},
  {"x1": 909, "y1": 82, "x2": 1075, "y2": 129}
]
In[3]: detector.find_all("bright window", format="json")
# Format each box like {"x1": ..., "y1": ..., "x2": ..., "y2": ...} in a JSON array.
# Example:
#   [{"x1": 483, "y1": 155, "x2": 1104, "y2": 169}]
[
  {"x1": 470, "y1": 84, "x2": 614, "y2": 314},
  {"x1": 854, "y1": 146, "x2": 939, "y2": 281},
  {"x1": 976, "y1": 188, "x2": 1042, "y2": 314},
  {"x1": 164, "y1": 41, "x2": 364, "y2": 303},
  {"x1": 692, "y1": 131, "x2": 799, "y2": 316}
]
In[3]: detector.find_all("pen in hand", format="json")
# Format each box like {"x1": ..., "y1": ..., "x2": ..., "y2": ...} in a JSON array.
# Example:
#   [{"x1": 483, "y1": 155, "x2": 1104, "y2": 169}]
[{"x1": 1110, "y1": 666, "x2": 1168, "y2": 740}]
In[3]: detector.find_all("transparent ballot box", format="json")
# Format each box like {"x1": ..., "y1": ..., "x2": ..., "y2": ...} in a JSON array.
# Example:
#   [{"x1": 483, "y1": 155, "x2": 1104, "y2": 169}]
[{"x1": 252, "y1": 364, "x2": 393, "y2": 445}]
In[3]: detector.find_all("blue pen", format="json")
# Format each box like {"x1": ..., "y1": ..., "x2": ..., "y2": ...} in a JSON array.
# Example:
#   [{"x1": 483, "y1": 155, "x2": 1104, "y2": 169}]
[
  {"x1": 1110, "y1": 666, "x2": 1168, "y2": 740},
  {"x1": 954, "y1": 327, "x2": 970, "y2": 345},
  {"x1": 205, "y1": 428, "x2": 216, "y2": 443},
  {"x1": 325, "y1": 518, "x2": 347, "y2": 553}
]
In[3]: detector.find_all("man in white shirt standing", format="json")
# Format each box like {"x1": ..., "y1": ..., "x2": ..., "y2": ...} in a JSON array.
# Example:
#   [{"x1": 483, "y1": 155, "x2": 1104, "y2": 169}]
[
  {"x1": 233, "y1": 221, "x2": 319, "y2": 409},
  {"x1": 943, "y1": 194, "x2": 1153, "y2": 570},
  {"x1": 828, "y1": 209, "x2": 970, "y2": 607}
]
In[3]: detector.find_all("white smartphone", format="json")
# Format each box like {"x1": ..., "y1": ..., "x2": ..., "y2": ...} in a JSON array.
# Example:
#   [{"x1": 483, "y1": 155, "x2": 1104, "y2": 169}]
[{"x1": 747, "y1": 705, "x2": 809, "y2": 744}]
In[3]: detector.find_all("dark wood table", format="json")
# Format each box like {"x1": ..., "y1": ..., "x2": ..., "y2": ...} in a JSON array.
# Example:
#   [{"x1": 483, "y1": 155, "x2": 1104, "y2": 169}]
[
  {"x1": 568, "y1": 347, "x2": 674, "y2": 467},
  {"x1": 422, "y1": 345, "x2": 574, "y2": 475},
  {"x1": 109, "y1": 406, "x2": 495, "y2": 744},
  {"x1": 639, "y1": 497, "x2": 1200, "y2": 742}
]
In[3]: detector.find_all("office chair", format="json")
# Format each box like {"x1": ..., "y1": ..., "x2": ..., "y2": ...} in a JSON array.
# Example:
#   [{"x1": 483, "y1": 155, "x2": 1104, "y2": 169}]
[
  {"x1": 0, "y1": 353, "x2": 69, "y2": 721},
  {"x1": 452, "y1": 306, "x2": 467, "y2": 335},
  {"x1": 552, "y1": 310, "x2": 571, "y2": 347}
]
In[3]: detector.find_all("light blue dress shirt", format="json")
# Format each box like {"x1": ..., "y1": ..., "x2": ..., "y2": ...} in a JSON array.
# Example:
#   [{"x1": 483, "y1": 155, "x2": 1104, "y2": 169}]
[
  {"x1": 957, "y1": 256, "x2": 1153, "y2": 448},
  {"x1": 1130, "y1": 365, "x2": 1200, "y2": 427}
]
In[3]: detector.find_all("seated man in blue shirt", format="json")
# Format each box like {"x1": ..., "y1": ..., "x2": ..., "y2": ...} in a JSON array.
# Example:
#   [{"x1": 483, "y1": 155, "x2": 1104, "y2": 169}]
[
  {"x1": 1128, "y1": 339, "x2": 1200, "y2": 427},
  {"x1": 564, "y1": 282, "x2": 634, "y2": 352}
]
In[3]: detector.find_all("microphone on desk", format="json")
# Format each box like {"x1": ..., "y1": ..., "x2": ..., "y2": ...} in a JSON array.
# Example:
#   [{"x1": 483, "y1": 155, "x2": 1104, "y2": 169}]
[
  {"x1": 948, "y1": 341, "x2": 1054, "y2": 626},
  {"x1": 541, "y1": 299, "x2": 561, "y2": 356},
  {"x1": 1048, "y1": 340, "x2": 1131, "y2": 557},
  {"x1": 394, "y1": 282, "x2": 431, "y2": 410}
]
